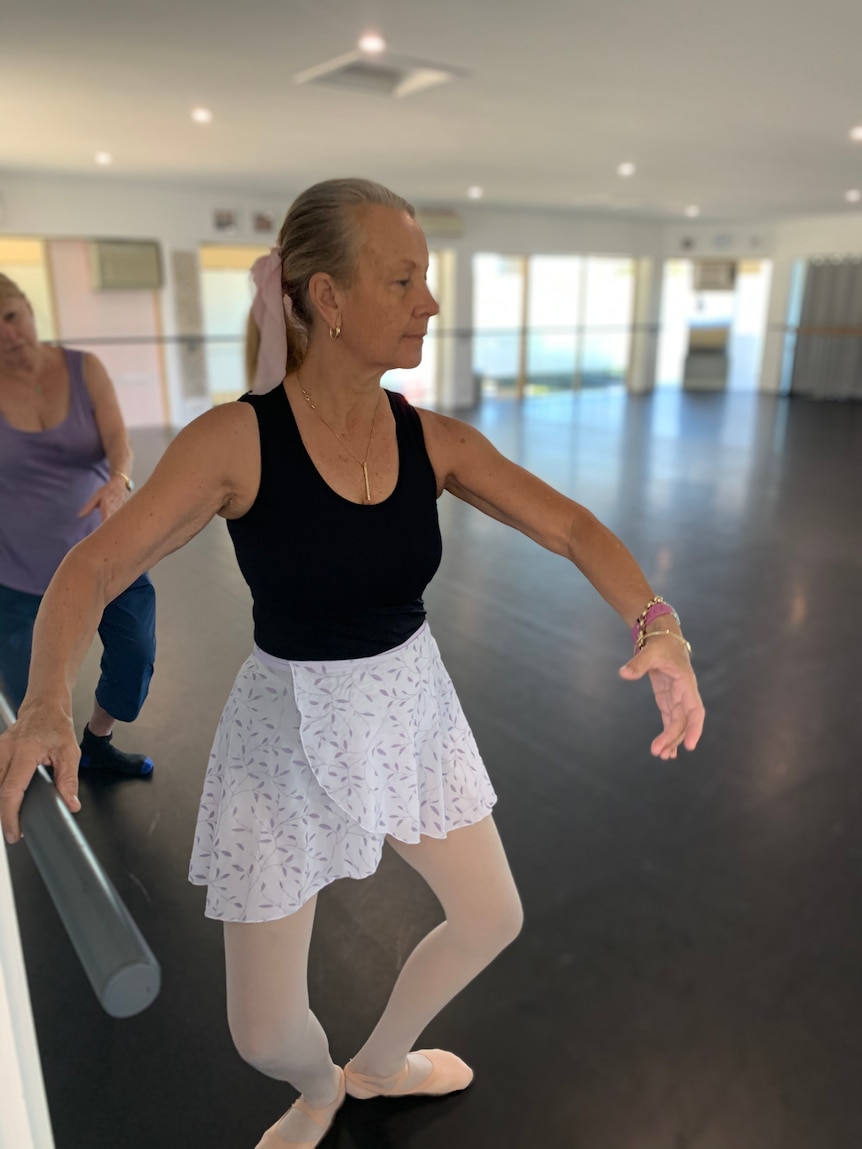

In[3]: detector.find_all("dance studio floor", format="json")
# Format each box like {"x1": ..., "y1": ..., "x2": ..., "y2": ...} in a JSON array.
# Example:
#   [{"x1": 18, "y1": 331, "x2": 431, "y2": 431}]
[{"x1": 8, "y1": 387, "x2": 862, "y2": 1149}]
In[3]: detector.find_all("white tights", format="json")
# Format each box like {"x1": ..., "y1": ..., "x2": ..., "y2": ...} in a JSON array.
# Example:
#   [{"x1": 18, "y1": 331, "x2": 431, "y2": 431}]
[{"x1": 224, "y1": 815, "x2": 523, "y2": 1116}]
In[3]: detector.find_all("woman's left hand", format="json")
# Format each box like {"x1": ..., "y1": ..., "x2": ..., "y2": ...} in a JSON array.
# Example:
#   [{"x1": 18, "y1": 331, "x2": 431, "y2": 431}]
[
  {"x1": 618, "y1": 637, "x2": 705, "y2": 759},
  {"x1": 78, "y1": 475, "x2": 128, "y2": 523}
]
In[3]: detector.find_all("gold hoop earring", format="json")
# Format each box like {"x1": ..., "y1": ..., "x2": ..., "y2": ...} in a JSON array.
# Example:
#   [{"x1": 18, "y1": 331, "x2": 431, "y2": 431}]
[{"x1": 329, "y1": 325, "x2": 341, "y2": 340}]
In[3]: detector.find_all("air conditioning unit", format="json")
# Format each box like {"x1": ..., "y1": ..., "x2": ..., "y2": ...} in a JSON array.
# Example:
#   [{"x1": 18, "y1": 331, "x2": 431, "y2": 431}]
[
  {"x1": 693, "y1": 260, "x2": 736, "y2": 292},
  {"x1": 90, "y1": 240, "x2": 163, "y2": 290},
  {"x1": 415, "y1": 210, "x2": 463, "y2": 239}
]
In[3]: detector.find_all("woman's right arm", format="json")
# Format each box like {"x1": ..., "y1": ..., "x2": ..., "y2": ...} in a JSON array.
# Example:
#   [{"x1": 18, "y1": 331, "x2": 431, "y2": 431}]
[{"x1": 0, "y1": 401, "x2": 259, "y2": 843}]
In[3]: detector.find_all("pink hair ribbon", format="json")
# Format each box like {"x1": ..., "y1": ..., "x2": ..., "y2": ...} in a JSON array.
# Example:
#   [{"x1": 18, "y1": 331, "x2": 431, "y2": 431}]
[{"x1": 250, "y1": 248, "x2": 292, "y2": 394}]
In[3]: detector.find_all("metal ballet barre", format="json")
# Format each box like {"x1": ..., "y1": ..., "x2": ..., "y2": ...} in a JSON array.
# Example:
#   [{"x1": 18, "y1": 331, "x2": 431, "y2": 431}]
[{"x1": 0, "y1": 692, "x2": 161, "y2": 1018}]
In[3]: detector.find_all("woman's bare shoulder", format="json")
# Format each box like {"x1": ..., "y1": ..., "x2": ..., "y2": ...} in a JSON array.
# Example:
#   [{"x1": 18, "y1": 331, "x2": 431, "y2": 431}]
[
  {"x1": 413, "y1": 407, "x2": 488, "y2": 490},
  {"x1": 157, "y1": 399, "x2": 261, "y2": 517},
  {"x1": 185, "y1": 397, "x2": 259, "y2": 437},
  {"x1": 414, "y1": 406, "x2": 476, "y2": 444}
]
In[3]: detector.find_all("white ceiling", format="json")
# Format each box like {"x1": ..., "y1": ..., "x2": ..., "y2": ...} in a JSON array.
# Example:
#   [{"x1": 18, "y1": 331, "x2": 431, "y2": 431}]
[{"x1": 3, "y1": 0, "x2": 862, "y2": 221}]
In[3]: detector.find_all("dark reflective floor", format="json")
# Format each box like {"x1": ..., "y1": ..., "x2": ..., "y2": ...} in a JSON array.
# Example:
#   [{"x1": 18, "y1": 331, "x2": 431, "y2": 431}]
[{"x1": 8, "y1": 388, "x2": 862, "y2": 1149}]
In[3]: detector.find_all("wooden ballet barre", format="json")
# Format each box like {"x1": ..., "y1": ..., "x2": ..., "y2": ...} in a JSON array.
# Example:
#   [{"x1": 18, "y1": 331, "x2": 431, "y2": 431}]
[{"x1": 0, "y1": 692, "x2": 161, "y2": 1019}]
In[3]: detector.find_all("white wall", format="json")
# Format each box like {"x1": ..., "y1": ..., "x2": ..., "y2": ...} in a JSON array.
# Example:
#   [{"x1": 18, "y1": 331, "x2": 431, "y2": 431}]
[
  {"x1": 0, "y1": 840, "x2": 55, "y2": 1149},
  {"x1": 0, "y1": 171, "x2": 668, "y2": 415},
  {"x1": 4, "y1": 169, "x2": 862, "y2": 411},
  {"x1": 0, "y1": 171, "x2": 287, "y2": 248},
  {"x1": 0, "y1": 698, "x2": 54, "y2": 1149},
  {"x1": 659, "y1": 212, "x2": 862, "y2": 392},
  {"x1": 0, "y1": 172, "x2": 287, "y2": 424}
]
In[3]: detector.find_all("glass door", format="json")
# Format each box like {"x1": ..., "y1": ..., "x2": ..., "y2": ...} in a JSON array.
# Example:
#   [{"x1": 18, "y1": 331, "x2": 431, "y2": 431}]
[
  {"x1": 525, "y1": 256, "x2": 580, "y2": 395},
  {"x1": 580, "y1": 257, "x2": 635, "y2": 389},
  {"x1": 199, "y1": 245, "x2": 269, "y2": 403},
  {"x1": 473, "y1": 254, "x2": 526, "y2": 397},
  {"x1": 657, "y1": 259, "x2": 772, "y2": 390}
]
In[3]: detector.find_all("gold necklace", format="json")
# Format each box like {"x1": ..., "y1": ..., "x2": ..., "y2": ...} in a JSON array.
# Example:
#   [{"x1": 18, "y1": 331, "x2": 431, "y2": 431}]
[{"x1": 298, "y1": 378, "x2": 382, "y2": 504}]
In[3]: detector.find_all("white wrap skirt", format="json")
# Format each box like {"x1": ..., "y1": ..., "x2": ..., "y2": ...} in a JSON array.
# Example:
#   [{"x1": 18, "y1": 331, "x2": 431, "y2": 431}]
[{"x1": 188, "y1": 622, "x2": 497, "y2": 922}]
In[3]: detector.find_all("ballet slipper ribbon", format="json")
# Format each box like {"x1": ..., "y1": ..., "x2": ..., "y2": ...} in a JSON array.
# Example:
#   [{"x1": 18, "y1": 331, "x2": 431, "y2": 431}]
[{"x1": 250, "y1": 248, "x2": 292, "y2": 394}]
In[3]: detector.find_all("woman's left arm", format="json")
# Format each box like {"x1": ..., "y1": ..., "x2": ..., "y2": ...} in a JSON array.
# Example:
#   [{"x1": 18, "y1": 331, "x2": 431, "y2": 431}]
[
  {"x1": 419, "y1": 411, "x2": 705, "y2": 759},
  {"x1": 79, "y1": 352, "x2": 134, "y2": 521}
]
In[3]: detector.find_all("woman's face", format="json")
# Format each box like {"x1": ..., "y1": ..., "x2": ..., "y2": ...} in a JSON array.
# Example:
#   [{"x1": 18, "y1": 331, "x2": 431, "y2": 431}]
[
  {"x1": 0, "y1": 294, "x2": 40, "y2": 372},
  {"x1": 337, "y1": 206, "x2": 440, "y2": 373}
]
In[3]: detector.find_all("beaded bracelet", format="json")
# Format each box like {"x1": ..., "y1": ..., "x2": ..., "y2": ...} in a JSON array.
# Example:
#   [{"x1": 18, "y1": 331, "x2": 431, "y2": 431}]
[
  {"x1": 634, "y1": 592, "x2": 689, "y2": 657},
  {"x1": 631, "y1": 596, "x2": 685, "y2": 653}
]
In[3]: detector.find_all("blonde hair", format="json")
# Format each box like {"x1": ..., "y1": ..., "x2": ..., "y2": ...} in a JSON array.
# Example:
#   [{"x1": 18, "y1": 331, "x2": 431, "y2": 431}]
[
  {"x1": 0, "y1": 273, "x2": 26, "y2": 302},
  {"x1": 245, "y1": 178, "x2": 415, "y2": 385}
]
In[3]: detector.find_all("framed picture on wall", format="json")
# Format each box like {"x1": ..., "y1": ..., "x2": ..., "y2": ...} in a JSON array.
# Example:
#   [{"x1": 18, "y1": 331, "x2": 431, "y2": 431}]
[
  {"x1": 213, "y1": 209, "x2": 238, "y2": 234},
  {"x1": 253, "y1": 211, "x2": 275, "y2": 234}
]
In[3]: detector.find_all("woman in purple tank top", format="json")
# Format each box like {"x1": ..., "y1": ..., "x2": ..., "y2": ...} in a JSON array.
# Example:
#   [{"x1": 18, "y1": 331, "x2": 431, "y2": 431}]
[
  {"x1": 0, "y1": 185, "x2": 704, "y2": 1149},
  {"x1": 0, "y1": 272, "x2": 155, "y2": 776}
]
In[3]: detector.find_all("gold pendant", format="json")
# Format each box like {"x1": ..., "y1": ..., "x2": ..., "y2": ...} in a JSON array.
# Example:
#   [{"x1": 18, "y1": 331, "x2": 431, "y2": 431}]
[{"x1": 362, "y1": 462, "x2": 371, "y2": 503}]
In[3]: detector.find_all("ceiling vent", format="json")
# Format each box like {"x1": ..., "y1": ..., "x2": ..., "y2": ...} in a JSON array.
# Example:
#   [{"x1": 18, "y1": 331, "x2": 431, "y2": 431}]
[{"x1": 293, "y1": 50, "x2": 466, "y2": 99}]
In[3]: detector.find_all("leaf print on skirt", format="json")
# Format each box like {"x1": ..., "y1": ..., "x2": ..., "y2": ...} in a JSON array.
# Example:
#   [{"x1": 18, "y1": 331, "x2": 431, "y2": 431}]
[{"x1": 189, "y1": 623, "x2": 496, "y2": 923}]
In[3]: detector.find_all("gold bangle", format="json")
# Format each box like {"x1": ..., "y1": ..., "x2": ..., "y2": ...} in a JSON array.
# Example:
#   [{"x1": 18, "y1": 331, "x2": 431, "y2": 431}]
[
  {"x1": 642, "y1": 629, "x2": 692, "y2": 654},
  {"x1": 112, "y1": 471, "x2": 133, "y2": 492}
]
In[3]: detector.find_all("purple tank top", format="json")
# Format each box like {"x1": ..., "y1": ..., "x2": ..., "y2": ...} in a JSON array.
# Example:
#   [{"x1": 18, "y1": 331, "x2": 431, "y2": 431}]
[{"x1": 0, "y1": 348, "x2": 110, "y2": 595}]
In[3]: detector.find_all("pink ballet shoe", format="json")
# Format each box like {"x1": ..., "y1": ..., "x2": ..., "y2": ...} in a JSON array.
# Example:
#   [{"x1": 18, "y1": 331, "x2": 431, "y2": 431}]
[
  {"x1": 255, "y1": 1068, "x2": 345, "y2": 1149},
  {"x1": 343, "y1": 1049, "x2": 473, "y2": 1100}
]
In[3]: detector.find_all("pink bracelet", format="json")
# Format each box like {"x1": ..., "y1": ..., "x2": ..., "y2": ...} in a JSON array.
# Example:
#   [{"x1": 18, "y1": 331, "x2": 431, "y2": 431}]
[{"x1": 631, "y1": 597, "x2": 681, "y2": 651}]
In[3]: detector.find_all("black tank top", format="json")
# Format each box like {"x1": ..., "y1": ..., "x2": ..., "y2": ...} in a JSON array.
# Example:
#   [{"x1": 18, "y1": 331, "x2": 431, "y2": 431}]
[{"x1": 227, "y1": 386, "x2": 443, "y2": 660}]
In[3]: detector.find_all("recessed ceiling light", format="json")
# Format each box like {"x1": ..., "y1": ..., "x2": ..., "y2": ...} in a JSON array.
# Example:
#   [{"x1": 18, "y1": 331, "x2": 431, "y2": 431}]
[
  {"x1": 617, "y1": 162, "x2": 636, "y2": 177},
  {"x1": 94, "y1": 151, "x2": 113, "y2": 166},
  {"x1": 849, "y1": 126, "x2": 862, "y2": 141},
  {"x1": 467, "y1": 185, "x2": 484, "y2": 199},
  {"x1": 191, "y1": 106, "x2": 213, "y2": 124},
  {"x1": 358, "y1": 32, "x2": 386, "y2": 53},
  {"x1": 846, "y1": 189, "x2": 862, "y2": 203},
  {"x1": 685, "y1": 204, "x2": 701, "y2": 218}
]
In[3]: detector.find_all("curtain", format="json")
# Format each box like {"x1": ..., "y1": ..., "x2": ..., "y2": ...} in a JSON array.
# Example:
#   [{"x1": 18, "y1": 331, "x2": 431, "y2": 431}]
[{"x1": 790, "y1": 260, "x2": 862, "y2": 399}]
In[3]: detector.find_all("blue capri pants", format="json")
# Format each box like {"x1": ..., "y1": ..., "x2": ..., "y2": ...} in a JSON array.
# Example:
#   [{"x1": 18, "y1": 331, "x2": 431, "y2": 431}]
[{"x1": 0, "y1": 573, "x2": 156, "y2": 719}]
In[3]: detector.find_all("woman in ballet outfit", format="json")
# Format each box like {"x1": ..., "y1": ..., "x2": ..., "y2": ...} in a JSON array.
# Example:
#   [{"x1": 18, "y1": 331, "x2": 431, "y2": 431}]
[{"x1": 0, "y1": 179, "x2": 704, "y2": 1149}]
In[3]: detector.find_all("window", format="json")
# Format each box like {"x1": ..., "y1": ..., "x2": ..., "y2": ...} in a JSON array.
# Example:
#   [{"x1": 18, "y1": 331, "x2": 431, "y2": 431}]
[
  {"x1": 473, "y1": 252, "x2": 635, "y2": 396},
  {"x1": 199, "y1": 245, "x2": 269, "y2": 403}
]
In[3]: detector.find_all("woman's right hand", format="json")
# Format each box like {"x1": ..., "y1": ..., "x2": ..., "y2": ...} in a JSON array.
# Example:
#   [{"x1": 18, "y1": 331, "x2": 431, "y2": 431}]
[{"x1": 0, "y1": 704, "x2": 81, "y2": 843}]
